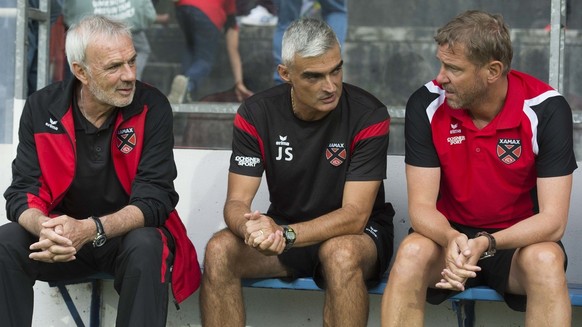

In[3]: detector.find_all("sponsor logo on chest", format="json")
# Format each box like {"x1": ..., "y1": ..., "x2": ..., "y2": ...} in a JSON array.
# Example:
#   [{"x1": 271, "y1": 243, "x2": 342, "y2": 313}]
[
  {"x1": 275, "y1": 135, "x2": 293, "y2": 161},
  {"x1": 447, "y1": 123, "x2": 466, "y2": 145},
  {"x1": 45, "y1": 117, "x2": 59, "y2": 131}
]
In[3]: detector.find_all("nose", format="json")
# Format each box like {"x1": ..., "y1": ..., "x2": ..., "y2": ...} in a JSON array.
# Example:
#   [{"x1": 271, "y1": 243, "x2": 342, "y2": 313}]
[
  {"x1": 121, "y1": 62, "x2": 136, "y2": 82},
  {"x1": 435, "y1": 65, "x2": 449, "y2": 85},
  {"x1": 322, "y1": 75, "x2": 337, "y2": 93}
]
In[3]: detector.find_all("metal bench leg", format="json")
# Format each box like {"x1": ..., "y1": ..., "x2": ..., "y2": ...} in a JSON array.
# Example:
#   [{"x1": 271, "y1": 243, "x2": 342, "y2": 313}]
[
  {"x1": 452, "y1": 299, "x2": 476, "y2": 327},
  {"x1": 90, "y1": 279, "x2": 102, "y2": 327},
  {"x1": 56, "y1": 284, "x2": 86, "y2": 327}
]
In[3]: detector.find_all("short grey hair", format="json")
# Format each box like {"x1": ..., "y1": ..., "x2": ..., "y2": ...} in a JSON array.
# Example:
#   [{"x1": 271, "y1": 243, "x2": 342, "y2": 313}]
[
  {"x1": 281, "y1": 18, "x2": 340, "y2": 67},
  {"x1": 65, "y1": 15, "x2": 132, "y2": 71}
]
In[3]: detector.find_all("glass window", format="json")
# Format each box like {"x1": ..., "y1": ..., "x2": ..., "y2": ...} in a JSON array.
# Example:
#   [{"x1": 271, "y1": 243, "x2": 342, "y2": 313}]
[
  {"x1": 4, "y1": 0, "x2": 581, "y2": 159},
  {"x1": 158, "y1": 1, "x2": 580, "y2": 158},
  {"x1": 0, "y1": 1, "x2": 17, "y2": 144}
]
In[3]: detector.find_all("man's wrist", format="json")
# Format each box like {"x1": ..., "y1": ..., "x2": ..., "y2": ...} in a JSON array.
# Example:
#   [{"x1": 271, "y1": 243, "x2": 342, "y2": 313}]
[
  {"x1": 475, "y1": 231, "x2": 496, "y2": 259},
  {"x1": 90, "y1": 216, "x2": 107, "y2": 247},
  {"x1": 281, "y1": 225, "x2": 296, "y2": 252},
  {"x1": 18, "y1": 208, "x2": 48, "y2": 236}
]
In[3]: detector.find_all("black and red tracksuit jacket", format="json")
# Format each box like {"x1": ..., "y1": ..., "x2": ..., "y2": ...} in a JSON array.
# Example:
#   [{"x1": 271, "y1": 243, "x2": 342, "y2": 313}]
[{"x1": 4, "y1": 78, "x2": 200, "y2": 304}]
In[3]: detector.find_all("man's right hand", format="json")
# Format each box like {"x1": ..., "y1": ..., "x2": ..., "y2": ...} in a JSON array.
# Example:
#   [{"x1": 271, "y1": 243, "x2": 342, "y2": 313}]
[
  {"x1": 243, "y1": 210, "x2": 286, "y2": 255},
  {"x1": 436, "y1": 233, "x2": 481, "y2": 291},
  {"x1": 28, "y1": 215, "x2": 93, "y2": 263},
  {"x1": 255, "y1": 229, "x2": 286, "y2": 255}
]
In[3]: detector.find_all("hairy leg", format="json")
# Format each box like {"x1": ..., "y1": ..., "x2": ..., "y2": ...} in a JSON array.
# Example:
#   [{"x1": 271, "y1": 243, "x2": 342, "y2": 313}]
[
  {"x1": 381, "y1": 232, "x2": 444, "y2": 327},
  {"x1": 318, "y1": 234, "x2": 377, "y2": 327},
  {"x1": 508, "y1": 242, "x2": 570, "y2": 327},
  {"x1": 199, "y1": 229, "x2": 289, "y2": 327}
]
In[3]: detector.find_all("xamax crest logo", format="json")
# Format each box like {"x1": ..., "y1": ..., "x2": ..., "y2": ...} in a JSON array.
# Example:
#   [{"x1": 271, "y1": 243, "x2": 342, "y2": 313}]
[
  {"x1": 497, "y1": 138, "x2": 521, "y2": 164},
  {"x1": 116, "y1": 127, "x2": 136, "y2": 154},
  {"x1": 326, "y1": 142, "x2": 346, "y2": 167}
]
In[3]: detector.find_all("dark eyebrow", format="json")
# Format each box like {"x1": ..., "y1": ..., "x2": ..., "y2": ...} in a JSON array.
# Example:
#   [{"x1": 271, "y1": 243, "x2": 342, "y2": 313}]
[{"x1": 301, "y1": 60, "x2": 344, "y2": 79}]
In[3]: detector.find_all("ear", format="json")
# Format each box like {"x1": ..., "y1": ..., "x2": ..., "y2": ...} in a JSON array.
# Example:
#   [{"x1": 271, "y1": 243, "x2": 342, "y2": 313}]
[
  {"x1": 277, "y1": 64, "x2": 292, "y2": 84},
  {"x1": 72, "y1": 62, "x2": 89, "y2": 85},
  {"x1": 486, "y1": 61, "x2": 504, "y2": 83}
]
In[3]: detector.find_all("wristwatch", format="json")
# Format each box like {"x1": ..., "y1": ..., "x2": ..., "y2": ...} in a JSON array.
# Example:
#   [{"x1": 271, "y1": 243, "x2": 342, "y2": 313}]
[
  {"x1": 91, "y1": 216, "x2": 107, "y2": 248},
  {"x1": 475, "y1": 231, "x2": 496, "y2": 260},
  {"x1": 282, "y1": 225, "x2": 296, "y2": 252}
]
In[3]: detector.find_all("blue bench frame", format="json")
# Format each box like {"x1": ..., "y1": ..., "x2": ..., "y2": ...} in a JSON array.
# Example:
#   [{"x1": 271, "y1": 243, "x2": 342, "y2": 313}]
[
  {"x1": 50, "y1": 275, "x2": 582, "y2": 327},
  {"x1": 243, "y1": 277, "x2": 582, "y2": 327}
]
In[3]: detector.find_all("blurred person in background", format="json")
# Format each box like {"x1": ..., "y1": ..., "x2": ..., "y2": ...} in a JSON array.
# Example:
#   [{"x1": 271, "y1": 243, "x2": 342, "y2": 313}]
[
  {"x1": 63, "y1": 0, "x2": 170, "y2": 80},
  {"x1": 169, "y1": 0, "x2": 253, "y2": 104}
]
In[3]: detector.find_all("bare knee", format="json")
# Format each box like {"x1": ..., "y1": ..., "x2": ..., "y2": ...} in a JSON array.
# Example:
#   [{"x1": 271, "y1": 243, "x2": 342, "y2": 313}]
[
  {"x1": 203, "y1": 230, "x2": 242, "y2": 278},
  {"x1": 320, "y1": 238, "x2": 361, "y2": 271},
  {"x1": 389, "y1": 235, "x2": 441, "y2": 283},
  {"x1": 515, "y1": 243, "x2": 566, "y2": 287},
  {"x1": 318, "y1": 237, "x2": 370, "y2": 288}
]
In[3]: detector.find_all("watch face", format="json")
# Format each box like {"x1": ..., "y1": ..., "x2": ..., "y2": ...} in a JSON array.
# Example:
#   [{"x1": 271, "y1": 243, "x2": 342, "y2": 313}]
[
  {"x1": 93, "y1": 235, "x2": 107, "y2": 247},
  {"x1": 285, "y1": 229, "x2": 296, "y2": 241}
]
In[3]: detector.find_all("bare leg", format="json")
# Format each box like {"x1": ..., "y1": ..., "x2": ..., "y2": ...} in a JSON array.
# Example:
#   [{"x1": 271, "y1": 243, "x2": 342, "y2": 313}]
[
  {"x1": 508, "y1": 242, "x2": 570, "y2": 327},
  {"x1": 381, "y1": 233, "x2": 444, "y2": 327},
  {"x1": 319, "y1": 234, "x2": 378, "y2": 327},
  {"x1": 199, "y1": 229, "x2": 289, "y2": 327}
]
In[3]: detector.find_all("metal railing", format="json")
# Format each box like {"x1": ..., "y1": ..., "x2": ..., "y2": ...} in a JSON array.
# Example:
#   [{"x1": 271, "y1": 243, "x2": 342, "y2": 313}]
[{"x1": 14, "y1": 0, "x2": 51, "y2": 99}]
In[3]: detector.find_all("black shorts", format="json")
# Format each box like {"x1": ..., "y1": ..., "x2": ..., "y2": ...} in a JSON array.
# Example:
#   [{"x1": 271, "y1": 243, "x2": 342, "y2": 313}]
[
  {"x1": 271, "y1": 202, "x2": 395, "y2": 290},
  {"x1": 424, "y1": 222, "x2": 568, "y2": 312}
]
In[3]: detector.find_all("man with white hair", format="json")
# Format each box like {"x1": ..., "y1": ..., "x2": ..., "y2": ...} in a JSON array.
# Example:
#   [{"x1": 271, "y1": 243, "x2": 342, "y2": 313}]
[{"x1": 2, "y1": 15, "x2": 200, "y2": 327}]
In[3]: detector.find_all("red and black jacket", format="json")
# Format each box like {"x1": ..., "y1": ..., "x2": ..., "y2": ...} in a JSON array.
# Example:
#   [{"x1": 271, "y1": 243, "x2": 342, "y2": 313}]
[{"x1": 4, "y1": 78, "x2": 200, "y2": 303}]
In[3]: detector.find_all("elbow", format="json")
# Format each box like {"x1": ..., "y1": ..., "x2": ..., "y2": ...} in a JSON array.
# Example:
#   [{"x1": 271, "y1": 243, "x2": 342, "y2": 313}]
[
  {"x1": 545, "y1": 212, "x2": 569, "y2": 242},
  {"x1": 550, "y1": 224, "x2": 567, "y2": 242},
  {"x1": 353, "y1": 222, "x2": 367, "y2": 235},
  {"x1": 352, "y1": 211, "x2": 373, "y2": 235},
  {"x1": 342, "y1": 203, "x2": 375, "y2": 234}
]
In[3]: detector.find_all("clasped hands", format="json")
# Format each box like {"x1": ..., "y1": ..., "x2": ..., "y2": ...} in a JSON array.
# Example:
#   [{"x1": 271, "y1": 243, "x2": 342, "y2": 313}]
[
  {"x1": 435, "y1": 234, "x2": 483, "y2": 291},
  {"x1": 243, "y1": 210, "x2": 285, "y2": 255},
  {"x1": 29, "y1": 215, "x2": 88, "y2": 263}
]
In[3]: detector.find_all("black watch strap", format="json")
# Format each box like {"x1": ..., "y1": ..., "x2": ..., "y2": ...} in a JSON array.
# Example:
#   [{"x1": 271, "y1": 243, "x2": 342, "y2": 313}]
[{"x1": 91, "y1": 216, "x2": 107, "y2": 247}]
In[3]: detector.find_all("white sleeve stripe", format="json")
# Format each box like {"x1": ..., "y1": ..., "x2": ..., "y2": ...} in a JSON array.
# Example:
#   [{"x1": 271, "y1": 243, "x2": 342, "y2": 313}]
[
  {"x1": 524, "y1": 90, "x2": 561, "y2": 107},
  {"x1": 523, "y1": 105, "x2": 539, "y2": 155},
  {"x1": 424, "y1": 81, "x2": 446, "y2": 123},
  {"x1": 523, "y1": 90, "x2": 561, "y2": 156}
]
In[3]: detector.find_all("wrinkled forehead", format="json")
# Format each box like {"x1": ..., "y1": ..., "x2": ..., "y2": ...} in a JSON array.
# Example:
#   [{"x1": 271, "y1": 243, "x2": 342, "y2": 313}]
[
  {"x1": 85, "y1": 34, "x2": 135, "y2": 66},
  {"x1": 436, "y1": 43, "x2": 471, "y2": 62}
]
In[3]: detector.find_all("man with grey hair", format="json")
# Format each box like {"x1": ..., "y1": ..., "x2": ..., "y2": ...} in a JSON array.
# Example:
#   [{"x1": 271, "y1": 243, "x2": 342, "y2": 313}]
[
  {"x1": 381, "y1": 10, "x2": 576, "y2": 326},
  {"x1": 1, "y1": 15, "x2": 200, "y2": 326},
  {"x1": 200, "y1": 17, "x2": 394, "y2": 326}
]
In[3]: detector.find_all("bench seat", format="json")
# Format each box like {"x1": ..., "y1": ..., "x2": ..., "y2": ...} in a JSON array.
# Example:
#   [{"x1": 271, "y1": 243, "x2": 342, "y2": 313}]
[{"x1": 50, "y1": 274, "x2": 582, "y2": 327}]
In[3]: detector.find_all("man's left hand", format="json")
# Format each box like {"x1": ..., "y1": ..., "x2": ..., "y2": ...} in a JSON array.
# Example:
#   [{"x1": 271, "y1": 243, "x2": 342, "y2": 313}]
[
  {"x1": 29, "y1": 221, "x2": 76, "y2": 263},
  {"x1": 29, "y1": 215, "x2": 94, "y2": 263},
  {"x1": 436, "y1": 234, "x2": 481, "y2": 291}
]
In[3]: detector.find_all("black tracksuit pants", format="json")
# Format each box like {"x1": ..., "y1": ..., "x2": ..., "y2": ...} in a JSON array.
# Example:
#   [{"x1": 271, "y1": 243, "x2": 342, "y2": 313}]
[{"x1": 0, "y1": 222, "x2": 174, "y2": 327}]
